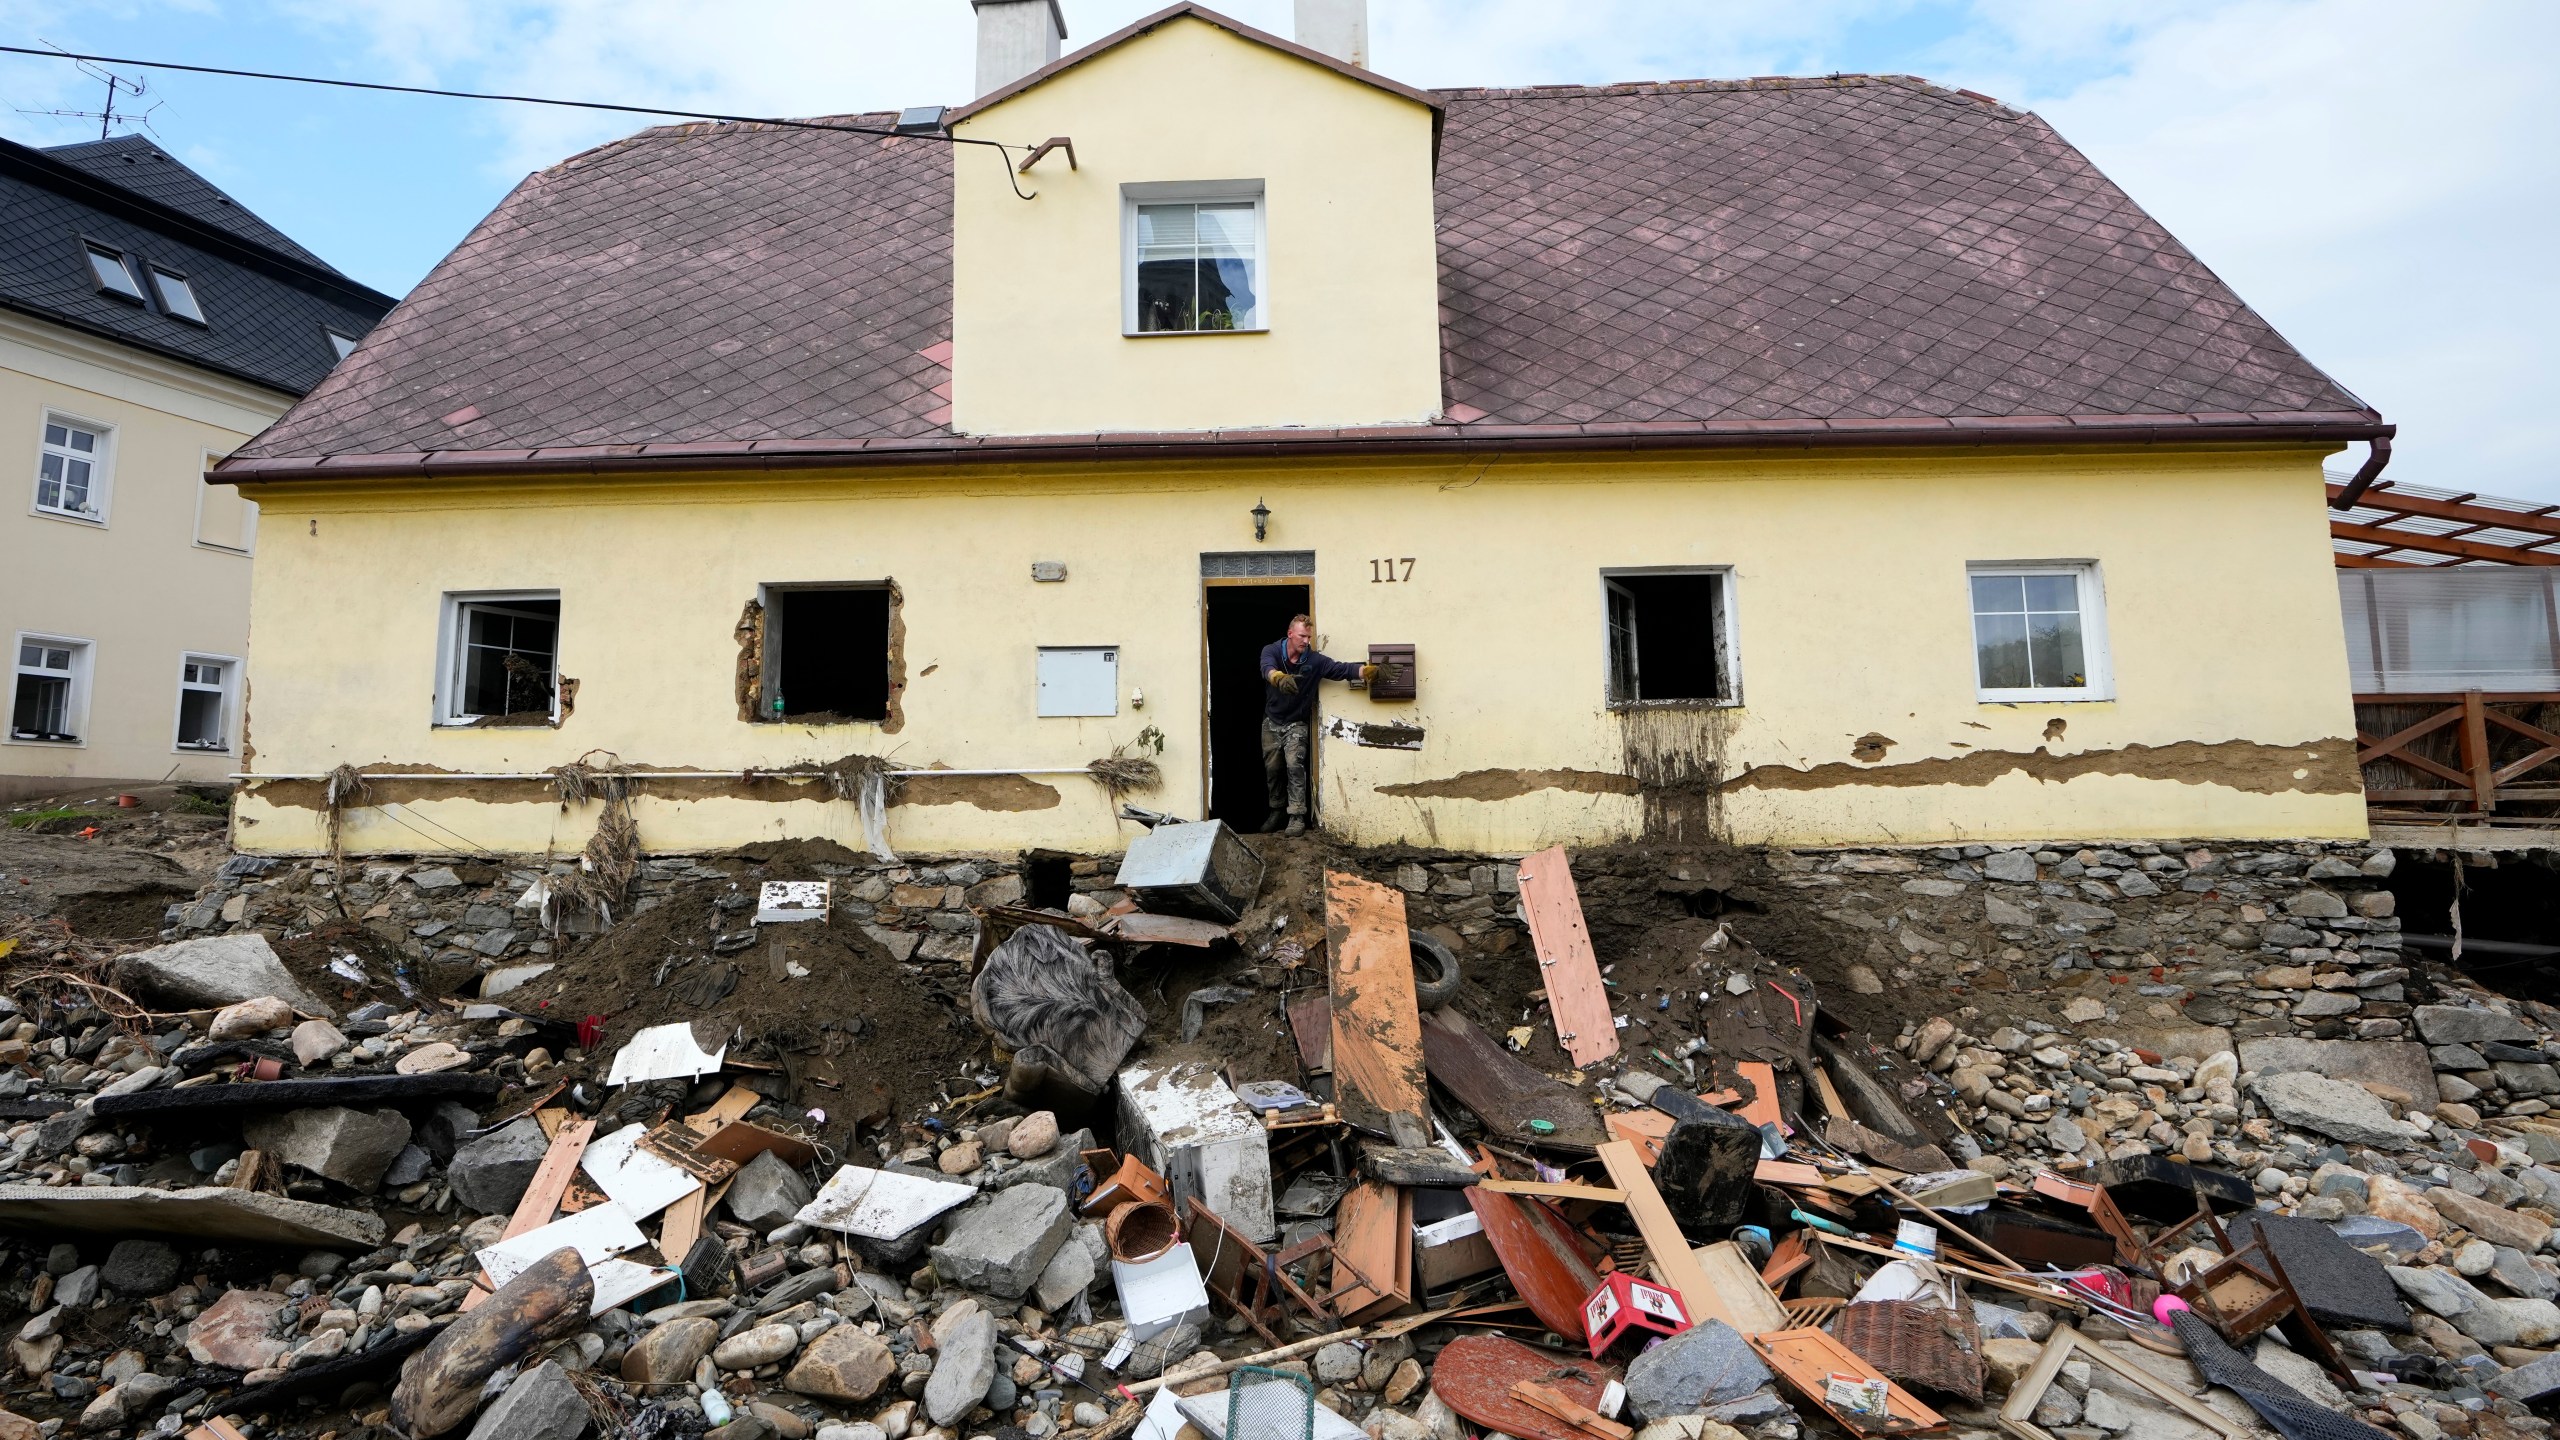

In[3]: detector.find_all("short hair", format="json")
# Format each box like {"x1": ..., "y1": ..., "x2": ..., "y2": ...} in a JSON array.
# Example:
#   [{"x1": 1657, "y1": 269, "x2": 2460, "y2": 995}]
[{"x1": 1289, "y1": 613, "x2": 1313, "y2": 630}]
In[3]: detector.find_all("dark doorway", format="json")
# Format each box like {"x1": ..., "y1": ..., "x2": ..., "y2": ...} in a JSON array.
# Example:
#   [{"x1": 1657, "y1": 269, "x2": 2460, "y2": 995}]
[
  {"x1": 768, "y1": 586, "x2": 891, "y2": 723},
  {"x1": 2387, "y1": 853, "x2": 2560, "y2": 1002},
  {"x1": 1205, "y1": 581, "x2": 1311, "y2": 830}
]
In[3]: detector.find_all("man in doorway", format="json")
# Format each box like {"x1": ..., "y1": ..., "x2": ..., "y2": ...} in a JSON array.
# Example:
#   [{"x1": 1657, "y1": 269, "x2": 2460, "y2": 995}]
[{"x1": 1260, "y1": 614, "x2": 1377, "y2": 836}]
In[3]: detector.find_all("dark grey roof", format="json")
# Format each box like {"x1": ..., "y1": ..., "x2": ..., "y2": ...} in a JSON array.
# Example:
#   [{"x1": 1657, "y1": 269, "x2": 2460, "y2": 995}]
[
  {"x1": 45, "y1": 136, "x2": 335, "y2": 271},
  {"x1": 0, "y1": 133, "x2": 395, "y2": 396}
]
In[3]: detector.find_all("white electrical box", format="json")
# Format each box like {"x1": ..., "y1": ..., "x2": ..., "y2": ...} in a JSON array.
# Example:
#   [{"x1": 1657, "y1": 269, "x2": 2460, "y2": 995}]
[{"x1": 1037, "y1": 646, "x2": 1118, "y2": 717}]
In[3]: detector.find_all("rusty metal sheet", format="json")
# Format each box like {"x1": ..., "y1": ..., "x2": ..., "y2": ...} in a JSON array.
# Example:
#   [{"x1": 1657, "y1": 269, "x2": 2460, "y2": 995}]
[
  {"x1": 1287, "y1": 994, "x2": 1332, "y2": 1074},
  {"x1": 1515, "y1": 847, "x2": 1617, "y2": 1068},
  {"x1": 1464, "y1": 1186, "x2": 1604, "y2": 1339},
  {"x1": 1429, "y1": 1335, "x2": 1621, "y2": 1440},
  {"x1": 1324, "y1": 871, "x2": 1426, "y2": 1145},
  {"x1": 1420, "y1": 1009, "x2": 1606, "y2": 1152}
]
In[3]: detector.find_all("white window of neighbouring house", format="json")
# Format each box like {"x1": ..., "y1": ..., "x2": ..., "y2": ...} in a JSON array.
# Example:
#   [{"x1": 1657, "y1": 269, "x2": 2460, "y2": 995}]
[
  {"x1": 1125, "y1": 184, "x2": 1265, "y2": 335},
  {"x1": 436, "y1": 593, "x2": 561, "y2": 725},
  {"x1": 85, "y1": 244, "x2": 143, "y2": 301},
  {"x1": 1969, "y1": 563, "x2": 2111, "y2": 701},
  {"x1": 175, "y1": 654, "x2": 237, "y2": 751},
  {"x1": 10, "y1": 636, "x2": 90, "y2": 744},
  {"x1": 152, "y1": 267, "x2": 206, "y2": 325},
  {"x1": 1602, "y1": 569, "x2": 1739, "y2": 706},
  {"x1": 195, "y1": 454, "x2": 257, "y2": 553},
  {"x1": 33, "y1": 414, "x2": 110, "y2": 523},
  {"x1": 1036, "y1": 647, "x2": 1119, "y2": 717}
]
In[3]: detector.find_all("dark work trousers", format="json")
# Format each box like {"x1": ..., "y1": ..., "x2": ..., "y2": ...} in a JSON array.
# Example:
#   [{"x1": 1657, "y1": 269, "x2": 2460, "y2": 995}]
[{"x1": 1261, "y1": 716, "x2": 1311, "y2": 820}]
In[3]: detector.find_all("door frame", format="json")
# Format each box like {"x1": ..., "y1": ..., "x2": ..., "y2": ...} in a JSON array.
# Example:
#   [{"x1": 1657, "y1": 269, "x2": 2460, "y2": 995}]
[{"x1": 1201, "y1": 572, "x2": 1315, "y2": 825}]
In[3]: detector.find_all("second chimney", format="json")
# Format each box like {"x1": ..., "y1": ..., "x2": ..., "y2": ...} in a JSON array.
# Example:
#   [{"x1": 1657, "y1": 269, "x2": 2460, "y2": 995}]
[
  {"x1": 972, "y1": 0, "x2": 1068, "y2": 97},
  {"x1": 1293, "y1": 0, "x2": 1368, "y2": 67}
]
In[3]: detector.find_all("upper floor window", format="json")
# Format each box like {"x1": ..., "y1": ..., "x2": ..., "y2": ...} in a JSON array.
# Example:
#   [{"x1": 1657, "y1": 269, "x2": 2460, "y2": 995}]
[
  {"x1": 1125, "y1": 184, "x2": 1264, "y2": 334},
  {"x1": 152, "y1": 267, "x2": 206, "y2": 325},
  {"x1": 85, "y1": 244, "x2": 143, "y2": 302},
  {"x1": 1969, "y1": 562, "x2": 2111, "y2": 701},
  {"x1": 34, "y1": 414, "x2": 110, "y2": 523}
]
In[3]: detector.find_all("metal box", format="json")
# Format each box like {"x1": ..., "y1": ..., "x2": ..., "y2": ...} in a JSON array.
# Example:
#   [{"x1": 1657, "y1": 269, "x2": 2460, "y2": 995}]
[
  {"x1": 1366, "y1": 644, "x2": 1416, "y2": 700},
  {"x1": 1113, "y1": 819, "x2": 1263, "y2": 922}
]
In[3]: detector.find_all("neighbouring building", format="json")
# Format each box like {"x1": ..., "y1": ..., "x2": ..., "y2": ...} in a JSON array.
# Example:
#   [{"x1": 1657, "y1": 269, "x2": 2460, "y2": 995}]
[
  {"x1": 214, "y1": 2, "x2": 2390, "y2": 859},
  {"x1": 0, "y1": 134, "x2": 394, "y2": 800}
]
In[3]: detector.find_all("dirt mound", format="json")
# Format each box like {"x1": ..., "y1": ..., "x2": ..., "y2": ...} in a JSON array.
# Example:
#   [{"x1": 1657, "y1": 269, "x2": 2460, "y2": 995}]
[{"x1": 539, "y1": 877, "x2": 989, "y2": 1127}]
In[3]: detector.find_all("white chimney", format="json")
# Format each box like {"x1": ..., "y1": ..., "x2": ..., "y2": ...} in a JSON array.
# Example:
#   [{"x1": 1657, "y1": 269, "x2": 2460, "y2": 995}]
[
  {"x1": 972, "y1": 0, "x2": 1068, "y2": 97},
  {"x1": 1293, "y1": 0, "x2": 1368, "y2": 67}
]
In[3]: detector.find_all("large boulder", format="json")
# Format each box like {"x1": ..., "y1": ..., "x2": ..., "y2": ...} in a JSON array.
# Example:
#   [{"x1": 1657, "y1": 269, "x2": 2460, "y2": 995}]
[
  {"x1": 100, "y1": 1240, "x2": 179, "y2": 1294},
  {"x1": 2247, "y1": 1072, "x2": 2420, "y2": 1150},
  {"x1": 243, "y1": 1107, "x2": 412, "y2": 1190},
  {"x1": 1623, "y1": 1321, "x2": 1772, "y2": 1423},
  {"x1": 465, "y1": 1360, "x2": 588, "y2": 1440},
  {"x1": 924, "y1": 1302, "x2": 998, "y2": 1426},
  {"x1": 2414, "y1": 1005, "x2": 2537, "y2": 1047},
  {"x1": 112, "y1": 933, "x2": 335, "y2": 1017},
  {"x1": 725, "y1": 1151, "x2": 814, "y2": 1232},
  {"x1": 621, "y1": 1317, "x2": 721, "y2": 1387},
  {"x1": 929, "y1": 1184, "x2": 1071, "y2": 1300},
  {"x1": 2433, "y1": 1187, "x2": 2554, "y2": 1254},
  {"x1": 448, "y1": 1118, "x2": 549, "y2": 1215}
]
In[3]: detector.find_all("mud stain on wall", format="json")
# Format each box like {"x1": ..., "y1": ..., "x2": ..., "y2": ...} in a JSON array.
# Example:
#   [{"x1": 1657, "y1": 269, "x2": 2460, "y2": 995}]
[
  {"x1": 1725, "y1": 738, "x2": 2359, "y2": 795},
  {"x1": 250, "y1": 757, "x2": 1062, "y2": 813},
  {"x1": 1850, "y1": 732, "x2": 1895, "y2": 763},
  {"x1": 1619, "y1": 706, "x2": 1731, "y2": 843},
  {"x1": 896, "y1": 772, "x2": 1060, "y2": 811},
  {"x1": 1377, "y1": 768, "x2": 1640, "y2": 802},
  {"x1": 733, "y1": 598, "x2": 764, "y2": 722}
]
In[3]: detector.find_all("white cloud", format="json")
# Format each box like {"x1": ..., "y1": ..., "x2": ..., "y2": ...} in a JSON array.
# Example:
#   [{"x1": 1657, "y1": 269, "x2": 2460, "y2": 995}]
[{"x1": 283, "y1": 0, "x2": 2558, "y2": 499}]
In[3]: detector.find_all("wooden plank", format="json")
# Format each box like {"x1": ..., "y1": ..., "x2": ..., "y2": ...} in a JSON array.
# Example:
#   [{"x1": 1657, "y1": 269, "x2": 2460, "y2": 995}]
[
  {"x1": 1420, "y1": 1009, "x2": 1608, "y2": 1152},
  {"x1": 1606, "y1": 1109, "x2": 1674, "y2": 1165},
  {"x1": 1691, "y1": 1240, "x2": 1791, "y2": 1336},
  {"x1": 1597, "y1": 1140, "x2": 1746, "y2": 1335},
  {"x1": 1331, "y1": 1180, "x2": 1412, "y2": 1321},
  {"x1": 1753, "y1": 1161, "x2": 1823, "y2": 1187},
  {"x1": 1761, "y1": 1230, "x2": 1814, "y2": 1290},
  {"x1": 460, "y1": 1117, "x2": 595, "y2": 1313},
  {"x1": 658, "y1": 1191, "x2": 709, "y2": 1263},
  {"x1": 1511, "y1": 1381, "x2": 1633, "y2": 1440},
  {"x1": 691, "y1": 1084, "x2": 762, "y2": 1130},
  {"x1": 1515, "y1": 847, "x2": 1618, "y2": 1068},
  {"x1": 1465, "y1": 1187, "x2": 1605, "y2": 1340},
  {"x1": 1476, "y1": 1178, "x2": 1627, "y2": 1204},
  {"x1": 1734, "y1": 1061, "x2": 1782, "y2": 1130},
  {"x1": 1287, "y1": 994, "x2": 1333, "y2": 1073},
  {"x1": 1749, "y1": 1326, "x2": 1945, "y2": 1437},
  {"x1": 1325, "y1": 871, "x2": 1427, "y2": 1146},
  {"x1": 695, "y1": 1121, "x2": 817, "y2": 1170}
]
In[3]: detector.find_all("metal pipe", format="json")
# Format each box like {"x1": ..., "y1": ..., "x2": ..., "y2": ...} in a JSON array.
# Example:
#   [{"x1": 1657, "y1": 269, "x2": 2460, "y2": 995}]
[
  {"x1": 2401, "y1": 933, "x2": 2560, "y2": 959},
  {"x1": 2328, "y1": 432, "x2": 2396, "y2": 511},
  {"x1": 227, "y1": 768, "x2": 1106, "y2": 782}
]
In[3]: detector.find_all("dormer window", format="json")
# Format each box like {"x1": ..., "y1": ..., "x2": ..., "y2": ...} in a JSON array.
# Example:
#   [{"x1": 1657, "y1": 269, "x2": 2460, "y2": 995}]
[
  {"x1": 152, "y1": 267, "x2": 206, "y2": 325},
  {"x1": 86, "y1": 244, "x2": 143, "y2": 302},
  {"x1": 1125, "y1": 183, "x2": 1265, "y2": 334},
  {"x1": 327, "y1": 329, "x2": 360, "y2": 361}
]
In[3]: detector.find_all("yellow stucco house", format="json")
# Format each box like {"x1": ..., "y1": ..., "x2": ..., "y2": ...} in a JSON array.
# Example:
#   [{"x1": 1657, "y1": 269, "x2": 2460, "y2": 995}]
[{"x1": 212, "y1": 3, "x2": 2388, "y2": 860}]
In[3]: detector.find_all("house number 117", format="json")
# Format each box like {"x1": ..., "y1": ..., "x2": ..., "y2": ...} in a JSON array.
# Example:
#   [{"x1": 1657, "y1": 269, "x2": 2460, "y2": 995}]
[{"x1": 1370, "y1": 558, "x2": 1415, "y2": 583}]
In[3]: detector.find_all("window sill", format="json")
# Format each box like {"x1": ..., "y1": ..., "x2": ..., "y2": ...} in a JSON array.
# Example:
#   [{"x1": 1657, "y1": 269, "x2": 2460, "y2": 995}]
[
  {"x1": 174, "y1": 745, "x2": 231, "y2": 755},
  {"x1": 1977, "y1": 692, "x2": 2114, "y2": 705},
  {"x1": 191, "y1": 541, "x2": 253, "y2": 557},
  {"x1": 1123, "y1": 327, "x2": 1268, "y2": 338},
  {"x1": 434, "y1": 714, "x2": 559, "y2": 729},
  {"x1": 1606, "y1": 698, "x2": 1742, "y2": 712},
  {"x1": 5, "y1": 734, "x2": 84, "y2": 746},
  {"x1": 29, "y1": 508, "x2": 107, "y2": 528}
]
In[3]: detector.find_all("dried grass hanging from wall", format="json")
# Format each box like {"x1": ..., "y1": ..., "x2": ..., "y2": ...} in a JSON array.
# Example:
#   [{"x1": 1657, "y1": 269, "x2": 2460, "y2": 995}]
[
  {"x1": 1087, "y1": 726, "x2": 1167, "y2": 799},
  {"x1": 819, "y1": 754, "x2": 904, "y2": 863},
  {"x1": 320, "y1": 763, "x2": 372, "y2": 884},
  {"x1": 544, "y1": 751, "x2": 640, "y2": 934}
]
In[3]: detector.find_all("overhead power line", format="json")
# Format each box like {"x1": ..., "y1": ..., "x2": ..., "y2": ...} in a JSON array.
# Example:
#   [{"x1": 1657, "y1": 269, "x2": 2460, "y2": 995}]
[{"x1": 0, "y1": 43, "x2": 1039, "y2": 197}]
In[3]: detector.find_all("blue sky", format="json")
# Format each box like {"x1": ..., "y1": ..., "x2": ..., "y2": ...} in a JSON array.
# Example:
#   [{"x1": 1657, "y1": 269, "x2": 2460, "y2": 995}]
[{"x1": 3, "y1": 1, "x2": 2552, "y2": 500}]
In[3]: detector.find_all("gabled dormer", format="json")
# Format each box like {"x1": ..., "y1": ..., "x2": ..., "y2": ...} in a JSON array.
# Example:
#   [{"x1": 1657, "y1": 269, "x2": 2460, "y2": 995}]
[{"x1": 947, "y1": 3, "x2": 1444, "y2": 436}]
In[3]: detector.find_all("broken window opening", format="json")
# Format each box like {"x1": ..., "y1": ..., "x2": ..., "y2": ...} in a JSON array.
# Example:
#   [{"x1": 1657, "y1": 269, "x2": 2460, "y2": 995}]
[
  {"x1": 1603, "y1": 570, "x2": 1734, "y2": 706},
  {"x1": 439, "y1": 593, "x2": 560, "y2": 726},
  {"x1": 1023, "y1": 851, "x2": 1075, "y2": 910},
  {"x1": 176, "y1": 655, "x2": 234, "y2": 751},
  {"x1": 11, "y1": 636, "x2": 87, "y2": 743},
  {"x1": 761, "y1": 585, "x2": 892, "y2": 724}
]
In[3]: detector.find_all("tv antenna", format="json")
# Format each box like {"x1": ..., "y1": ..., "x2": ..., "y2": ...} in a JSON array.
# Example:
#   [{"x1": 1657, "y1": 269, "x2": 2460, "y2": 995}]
[{"x1": 17, "y1": 47, "x2": 160, "y2": 140}]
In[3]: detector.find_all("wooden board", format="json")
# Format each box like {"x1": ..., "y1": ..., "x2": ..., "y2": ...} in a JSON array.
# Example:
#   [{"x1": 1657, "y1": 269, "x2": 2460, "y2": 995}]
[
  {"x1": 1464, "y1": 1187, "x2": 1606, "y2": 1339},
  {"x1": 1330, "y1": 1179, "x2": 1413, "y2": 1321},
  {"x1": 656, "y1": 1085, "x2": 762, "y2": 1261},
  {"x1": 695, "y1": 1120, "x2": 817, "y2": 1170},
  {"x1": 1324, "y1": 872, "x2": 1427, "y2": 1146},
  {"x1": 1753, "y1": 1161, "x2": 1823, "y2": 1187},
  {"x1": 1606, "y1": 1110, "x2": 1674, "y2": 1165},
  {"x1": 1429, "y1": 1335, "x2": 1620, "y2": 1440},
  {"x1": 1598, "y1": 1139, "x2": 1750, "y2": 1336},
  {"x1": 1511, "y1": 1381, "x2": 1632, "y2": 1440},
  {"x1": 1476, "y1": 1178, "x2": 1627, "y2": 1204},
  {"x1": 1287, "y1": 994, "x2": 1333, "y2": 1073},
  {"x1": 1515, "y1": 847, "x2": 1618, "y2": 1068},
  {"x1": 1419, "y1": 1008, "x2": 1608, "y2": 1151},
  {"x1": 461, "y1": 1118, "x2": 595, "y2": 1313},
  {"x1": 1692, "y1": 1240, "x2": 1791, "y2": 1335},
  {"x1": 1748, "y1": 1326, "x2": 1945, "y2": 1437},
  {"x1": 1734, "y1": 1061, "x2": 1782, "y2": 1130}
]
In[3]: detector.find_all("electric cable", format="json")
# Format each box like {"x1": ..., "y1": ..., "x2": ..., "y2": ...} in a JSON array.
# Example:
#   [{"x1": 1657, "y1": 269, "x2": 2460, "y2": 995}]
[{"x1": 0, "y1": 43, "x2": 1044, "y2": 198}]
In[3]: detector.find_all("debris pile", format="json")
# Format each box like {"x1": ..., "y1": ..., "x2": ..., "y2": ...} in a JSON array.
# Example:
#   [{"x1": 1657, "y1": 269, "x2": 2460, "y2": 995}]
[{"x1": 1, "y1": 819, "x2": 2558, "y2": 1440}]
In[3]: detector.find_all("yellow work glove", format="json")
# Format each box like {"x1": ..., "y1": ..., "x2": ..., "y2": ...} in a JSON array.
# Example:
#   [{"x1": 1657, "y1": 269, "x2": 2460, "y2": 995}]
[
  {"x1": 1359, "y1": 663, "x2": 1381, "y2": 683},
  {"x1": 1268, "y1": 669, "x2": 1300, "y2": 695}
]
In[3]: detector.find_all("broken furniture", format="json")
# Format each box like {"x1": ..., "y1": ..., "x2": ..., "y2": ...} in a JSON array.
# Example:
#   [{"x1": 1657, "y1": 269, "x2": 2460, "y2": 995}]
[
  {"x1": 1114, "y1": 818, "x2": 1265, "y2": 922},
  {"x1": 1430, "y1": 1335, "x2": 1623, "y2": 1440},
  {"x1": 1184, "y1": 1196, "x2": 1384, "y2": 1345},
  {"x1": 2165, "y1": 1203, "x2": 2356, "y2": 1382},
  {"x1": 1419, "y1": 1008, "x2": 1606, "y2": 1151},
  {"x1": 1998, "y1": 1323, "x2": 2249, "y2": 1440},
  {"x1": 1750, "y1": 1326, "x2": 1946, "y2": 1437}
]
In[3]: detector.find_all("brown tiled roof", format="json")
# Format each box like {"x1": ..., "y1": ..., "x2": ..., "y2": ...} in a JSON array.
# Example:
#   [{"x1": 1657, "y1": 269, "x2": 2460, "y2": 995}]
[{"x1": 227, "y1": 74, "x2": 2378, "y2": 477}]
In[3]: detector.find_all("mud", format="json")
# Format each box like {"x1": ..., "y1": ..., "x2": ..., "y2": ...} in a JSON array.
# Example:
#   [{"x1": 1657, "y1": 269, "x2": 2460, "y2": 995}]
[
  {"x1": 1376, "y1": 768, "x2": 1638, "y2": 802},
  {"x1": 1725, "y1": 737, "x2": 2360, "y2": 795},
  {"x1": 900, "y1": 773, "x2": 1061, "y2": 811},
  {"x1": 1618, "y1": 706, "x2": 1731, "y2": 842},
  {"x1": 247, "y1": 755, "x2": 1062, "y2": 814}
]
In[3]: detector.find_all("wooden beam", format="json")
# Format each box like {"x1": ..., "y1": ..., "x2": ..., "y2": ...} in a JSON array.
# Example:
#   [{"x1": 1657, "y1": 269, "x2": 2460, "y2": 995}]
[
  {"x1": 2330, "y1": 519, "x2": 2560, "y2": 566},
  {"x1": 1597, "y1": 1140, "x2": 1743, "y2": 1334},
  {"x1": 2464, "y1": 690, "x2": 2498, "y2": 812},
  {"x1": 1476, "y1": 1178, "x2": 1628, "y2": 1203},
  {"x1": 1325, "y1": 871, "x2": 1428, "y2": 1147},
  {"x1": 460, "y1": 1117, "x2": 595, "y2": 1313},
  {"x1": 1516, "y1": 847, "x2": 1618, "y2": 1069},
  {"x1": 2333, "y1": 550, "x2": 2425, "y2": 568},
  {"x1": 2332, "y1": 482, "x2": 2560, "y2": 538}
]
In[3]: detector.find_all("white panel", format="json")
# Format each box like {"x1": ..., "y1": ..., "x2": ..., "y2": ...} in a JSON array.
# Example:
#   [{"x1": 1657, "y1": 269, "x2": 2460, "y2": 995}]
[
  {"x1": 1037, "y1": 646, "x2": 1118, "y2": 717},
  {"x1": 2339, "y1": 569, "x2": 2560, "y2": 693}
]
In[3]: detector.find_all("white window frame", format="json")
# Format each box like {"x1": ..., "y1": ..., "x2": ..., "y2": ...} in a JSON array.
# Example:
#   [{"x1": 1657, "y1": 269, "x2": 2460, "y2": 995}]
[
  {"x1": 1122, "y1": 180, "x2": 1268, "y2": 336},
  {"x1": 1967, "y1": 560, "x2": 2113, "y2": 703},
  {"x1": 1036, "y1": 646, "x2": 1121, "y2": 717},
  {"x1": 193, "y1": 448, "x2": 257, "y2": 554},
  {"x1": 1598, "y1": 566, "x2": 1743, "y2": 708},
  {"x1": 151, "y1": 265, "x2": 207, "y2": 325},
  {"x1": 31, "y1": 409, "x2": 114, "y2": 526},
  {"x1": 433, "y1": 590, "x2": 562, "y2": 726},
  {"x1": 172, "y1": 651, "x2": 241, "y2": 754},
  {"x1": 9, "y1": 632, "x2": 93, "y2": 747}
]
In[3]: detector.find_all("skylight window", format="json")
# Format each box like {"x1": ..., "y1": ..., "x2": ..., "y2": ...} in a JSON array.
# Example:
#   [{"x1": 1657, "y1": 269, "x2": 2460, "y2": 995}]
[
  {"x1": 85, "y1": 245, "x2": 142, "y2": 301},
  {"x1": 327, "y1": 330, "x2": 359, "y2": 361},
  {"x1": 153, "y1": 268, "x2": 205, "y2": 324}
]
